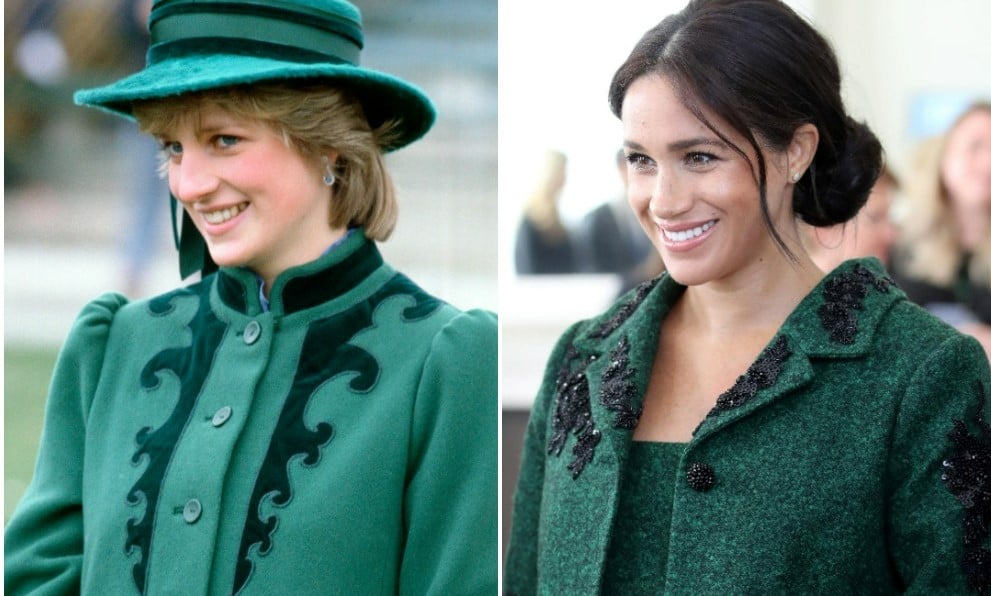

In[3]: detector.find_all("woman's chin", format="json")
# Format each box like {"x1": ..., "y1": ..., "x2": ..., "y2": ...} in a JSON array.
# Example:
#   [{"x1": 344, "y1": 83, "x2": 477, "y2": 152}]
[
  {"x1": 661, "y1": 259, "x2": 720, "y2": 287},
  {"x1": 205, "y1": 248, "x2": 250, "y2": 270}
]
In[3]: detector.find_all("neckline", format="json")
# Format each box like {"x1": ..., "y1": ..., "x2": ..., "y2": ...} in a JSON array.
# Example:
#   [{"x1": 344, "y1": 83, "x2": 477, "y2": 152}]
[{"x1": 630, "y1": 440, "x2": 687, "y2": 448}]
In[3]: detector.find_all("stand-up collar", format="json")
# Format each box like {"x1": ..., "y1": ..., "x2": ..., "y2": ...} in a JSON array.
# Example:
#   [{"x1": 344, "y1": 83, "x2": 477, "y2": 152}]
[{"x1": 215, "y1": 229, "x2": 384, "y2": 316}]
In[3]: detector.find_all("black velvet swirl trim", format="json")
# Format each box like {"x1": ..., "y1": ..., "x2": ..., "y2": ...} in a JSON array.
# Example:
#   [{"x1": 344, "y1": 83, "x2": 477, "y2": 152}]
[
  {"x1": 818, "y1": 264, "x2": 893, "y2": 345},
  {"x1": 599, "y1": 335, "x2": 643, "y2": 430},
  {"x1": 233, "y1": 273, "x2": 442, "y2": 593},
  {"x1": 588, "y1": 277, "x2": 659, "y2": 339},
  {"x1": 127, "y1": 283, "x2": 226, "y2": 594},
  {"x1": 941, "y1": 382, "x2": 991, "y2": 594},
  {"x1": 709, "y1": 336, "x2": 792, "y2": 417},
  {"x1": 547, "y1": 344, "x2": 602, "y2": 479}
]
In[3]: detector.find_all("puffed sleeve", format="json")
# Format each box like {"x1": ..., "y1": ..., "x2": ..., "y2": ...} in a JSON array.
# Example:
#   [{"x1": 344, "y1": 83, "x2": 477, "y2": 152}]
[
  {"x1": 503, "y1": 323, "x2": 581, "y2": 596},
  {"x1": 4, "y1": 293, "x2": 128, "y2": 596},
  {"x1": 887, "y1": 332, "x2": 991, "y2": 594},
  {"x1": 398, "y1": 309, "x2": 498, "y2": 595}
]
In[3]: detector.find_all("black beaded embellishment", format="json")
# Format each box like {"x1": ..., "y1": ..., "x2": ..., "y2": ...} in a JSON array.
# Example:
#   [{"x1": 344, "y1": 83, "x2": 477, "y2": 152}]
[
  {"x1": 548, "y1": 344, "x2": 602, "y2": 479},
  {"x1": 818, "y1": 264, "x2": 893, "y2": 345},
  {"x1": 686, "y1": 462, "x2": 715, "y2": 492},
  {"x1": 941, "y1": 382, "x2": 991, "y2": 594},
  {"x1": 546, "y1": 278, "x2": 659, "y2": 480},
  {"x1": 588, "y1": 277, "x2": 659, "y2": 339},
  {"x1": 709, "y1": 336, "x2": 792, "y2": 417},
  {"x1": 599, "y1": 335, "x2": 643, "y2": 430}
]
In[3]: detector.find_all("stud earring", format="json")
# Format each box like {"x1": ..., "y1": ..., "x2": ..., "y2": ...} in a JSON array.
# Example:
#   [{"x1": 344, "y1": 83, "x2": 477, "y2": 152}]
[
  {"x1": 792, "y1": 172, "x2": 801, "y2": 183},
  {"x1": 322, "y1": 157, "x2": 336, "y2": 187}
]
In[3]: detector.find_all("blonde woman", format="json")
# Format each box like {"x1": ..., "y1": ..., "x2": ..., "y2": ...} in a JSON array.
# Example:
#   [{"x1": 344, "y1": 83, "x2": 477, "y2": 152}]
[
  {"x1": 4, "y1": 1, "x2": 497, "y2": 594},
  {"x1": 892, "y1": 102, "x2": 991, "y2": 355},
  {"x1": 514, "y1": 149, "x2": 578, "y2": 274}
]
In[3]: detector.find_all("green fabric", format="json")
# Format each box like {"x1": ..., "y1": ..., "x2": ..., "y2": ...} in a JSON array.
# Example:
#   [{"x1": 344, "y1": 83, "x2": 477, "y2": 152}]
[
  {"x1": 175, "y1": 204, "x2": 215, "y2": 280},
  {"x1": 602, "y1": 441, "x2": 684, "y2": 594},
  {"x1": 5, "y1": 232, "x2": 498, "y2": 595},
  {"x1": 150, "y1": 13, "x2": 360, "y2": 65},
  {"x1": 73, "y1": 0, "x2": 434, "y2": 152},
  {"x1": 505, "y1": 257, "x2": 991, "y2": 595}
]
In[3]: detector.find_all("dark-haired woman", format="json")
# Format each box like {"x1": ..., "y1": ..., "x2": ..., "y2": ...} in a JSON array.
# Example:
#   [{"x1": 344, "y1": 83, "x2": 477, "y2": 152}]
[{"x1": 505, "y1": 0, "x2": 991, "y2": 593}]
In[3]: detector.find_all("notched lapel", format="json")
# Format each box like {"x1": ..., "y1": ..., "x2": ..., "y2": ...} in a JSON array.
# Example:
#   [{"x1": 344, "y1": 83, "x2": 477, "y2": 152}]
[
  {"x1": 692, "y1": 333, "x2": 815, "y2": 441},
  {"x1": 538, "y1": 275, "x2": 670, "y2": 592},
  {"x1": 692, "y1": 258, "x2": 904, "y2": 441},
  {"x1": 573, "y1": 274, "x2": 677, "y2": 471}
]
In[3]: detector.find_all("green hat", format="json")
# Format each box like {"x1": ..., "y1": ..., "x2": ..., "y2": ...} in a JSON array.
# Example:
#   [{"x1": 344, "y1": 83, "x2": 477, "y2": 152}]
[
  {"x1": 74, "y1": 0, "x2": 435, "y2": 150},
  {"x1": 74, "y1": 0, "x2": 436, "y2": 280}
]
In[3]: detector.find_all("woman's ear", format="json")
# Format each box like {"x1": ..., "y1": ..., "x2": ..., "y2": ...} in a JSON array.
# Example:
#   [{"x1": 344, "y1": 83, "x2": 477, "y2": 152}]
[{"x1": 788, "y1": 123, "x2": 819, "y2": 180}]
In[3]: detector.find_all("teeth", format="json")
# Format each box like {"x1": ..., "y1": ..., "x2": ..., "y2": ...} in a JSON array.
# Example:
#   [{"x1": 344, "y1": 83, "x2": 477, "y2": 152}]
[
  {"x1": 203, "y1": 203, "x2": 247, "y2": 225},
  {"x1": 663, "y1": 220, "x2": 715, "y2": 242}
]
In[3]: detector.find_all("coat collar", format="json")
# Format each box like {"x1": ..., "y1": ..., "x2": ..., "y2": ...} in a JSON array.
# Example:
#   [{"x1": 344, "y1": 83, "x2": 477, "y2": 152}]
[
  {"x1": 215, "y1": 229, "x2": 385, "y2": 316},
  {"x1": 571, "y1": 258, "x2": 903, "y2": 449},
  {"x1": 545, "y1": 257, "x2": 903, "y2": 589}
]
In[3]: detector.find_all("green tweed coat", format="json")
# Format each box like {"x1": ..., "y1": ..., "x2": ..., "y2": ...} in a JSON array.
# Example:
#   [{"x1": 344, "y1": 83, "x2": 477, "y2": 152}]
[
  {"x1": 505, "y1": 258, "x2": 991, "y2": 594},
  {"x1": 5, "y1": 230, "x2": 497, "y2": 595}
]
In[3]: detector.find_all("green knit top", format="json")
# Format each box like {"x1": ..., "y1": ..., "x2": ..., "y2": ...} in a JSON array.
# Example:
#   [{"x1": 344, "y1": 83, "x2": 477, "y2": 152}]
[{"x1": 602, "y1": 441, "x2": 685, "y2": 594}]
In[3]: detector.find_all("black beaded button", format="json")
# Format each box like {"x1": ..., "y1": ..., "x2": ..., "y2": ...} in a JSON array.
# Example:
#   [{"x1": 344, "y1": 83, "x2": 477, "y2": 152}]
[{"x1": 687, "y1": 462, "x2": 715, "y2": 492}]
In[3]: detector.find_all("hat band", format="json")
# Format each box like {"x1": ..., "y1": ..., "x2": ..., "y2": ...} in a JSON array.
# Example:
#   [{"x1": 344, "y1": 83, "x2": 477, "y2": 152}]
[{"x1": 149, "y1": 12, "x2": 361, "y2": 66}]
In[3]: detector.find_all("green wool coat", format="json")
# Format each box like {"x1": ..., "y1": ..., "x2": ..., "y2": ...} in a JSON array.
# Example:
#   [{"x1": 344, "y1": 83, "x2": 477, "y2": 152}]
[
  {"x1": 505, "y1": 258, "x2": 991, "y2": 595},
  {"x1": 5, "y1": 230, "x2": 498, "y2": 595}
]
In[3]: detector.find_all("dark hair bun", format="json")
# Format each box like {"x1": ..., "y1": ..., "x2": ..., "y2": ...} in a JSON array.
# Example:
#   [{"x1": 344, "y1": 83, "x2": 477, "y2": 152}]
[{"x1": 795, "y1": 117, "x2": 883, "y2": 227}]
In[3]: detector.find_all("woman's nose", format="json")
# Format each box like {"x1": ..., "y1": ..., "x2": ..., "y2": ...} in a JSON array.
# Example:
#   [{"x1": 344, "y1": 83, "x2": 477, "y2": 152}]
[
  {"x1": 648, "y1": 171, "x2": 690, "y2": 220},
  {"x1": 170, "y1": 149, "x2": 219, "y2": 204}
]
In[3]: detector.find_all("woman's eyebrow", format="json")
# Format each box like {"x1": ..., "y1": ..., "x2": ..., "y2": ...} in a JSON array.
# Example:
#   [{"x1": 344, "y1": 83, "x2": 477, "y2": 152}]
[
  {"x1": 666, "y1": 137, "x2": 728, "y2": 152},
  {"x1": 622, "y1": 137, "x2": 729, "y2": 152}
]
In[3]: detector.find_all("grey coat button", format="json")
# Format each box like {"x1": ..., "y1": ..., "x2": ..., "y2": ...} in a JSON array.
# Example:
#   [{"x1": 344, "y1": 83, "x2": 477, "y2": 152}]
[
  {"x1": 243, "y1": 321, "x2": 261, "y2": 345},
  {"x1": 212, "y1": 406, "x2": 233, "y2": 427},
  {"x1": 183, "y1": 499, "x2": 202, "y2": 523}
]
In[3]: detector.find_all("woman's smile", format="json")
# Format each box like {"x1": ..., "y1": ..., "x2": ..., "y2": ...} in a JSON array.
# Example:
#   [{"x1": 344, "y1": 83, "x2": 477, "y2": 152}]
[
  {"x1": 659, "y1": 219, "x2": 718, "y2": 250},
  {"x1": 200, "y1": 201, "x2": 249, "y2": 226}
]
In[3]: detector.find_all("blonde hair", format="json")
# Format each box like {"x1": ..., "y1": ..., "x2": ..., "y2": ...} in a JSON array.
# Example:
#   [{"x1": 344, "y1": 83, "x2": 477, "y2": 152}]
[
  {"x1": 132, "y1": 82, "x2": 403, "y2": 241},
  {"x1": 523, "y1": 150, "x2": 568, "y2": 240},
  {"x1": 897, "y1": 103, "x2": 991, "y2": 287}
]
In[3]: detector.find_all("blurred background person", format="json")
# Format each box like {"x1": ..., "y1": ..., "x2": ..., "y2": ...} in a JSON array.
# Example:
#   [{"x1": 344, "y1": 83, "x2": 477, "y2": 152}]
[
  {"x1": 577, "y1": 148, "x2": 654, "y2": 274},
  {"x1": 890, "y1": 102, "x2": 991, "y2": 356},
  {"x1": 514, "y1": 149, "x2": 578, "y2": 274},
  {"x1": 802, "y1": 166, "x2": 900, "y2": 272},
  {"x1": 117, "y1": 0, "x2": 169, "y2": 297}
]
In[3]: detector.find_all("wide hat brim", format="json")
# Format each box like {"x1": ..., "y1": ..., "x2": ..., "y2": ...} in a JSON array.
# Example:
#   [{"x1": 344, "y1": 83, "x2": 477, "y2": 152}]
[{"x1": 73, "y1": 54, "x2": 435, "y2": 151}]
